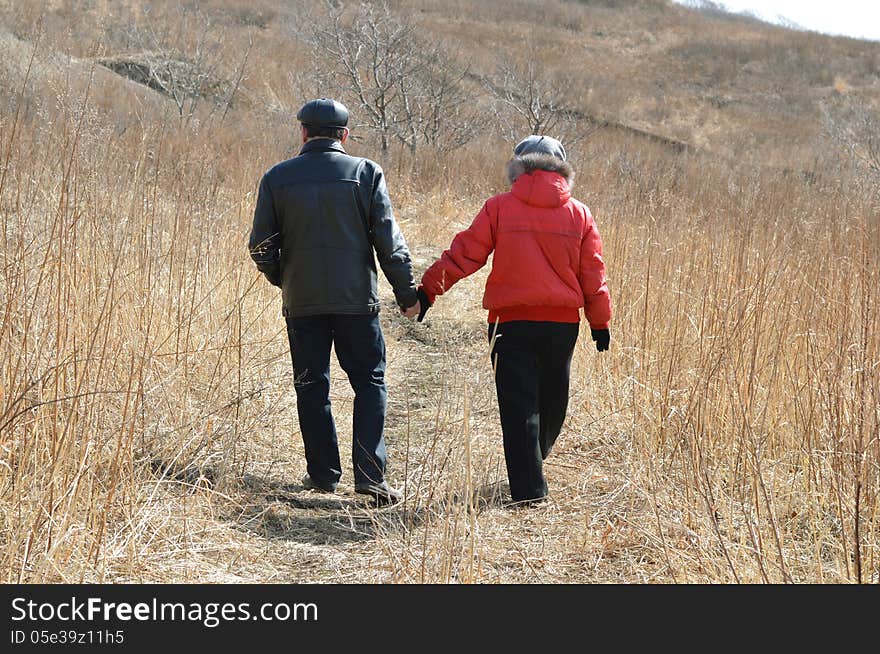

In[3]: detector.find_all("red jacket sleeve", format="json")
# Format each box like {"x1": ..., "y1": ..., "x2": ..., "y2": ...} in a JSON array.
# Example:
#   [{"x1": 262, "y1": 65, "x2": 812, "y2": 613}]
[
  {"x1": 579, "y1": 211, "x2": 612, "y2": 329},
  {"x1": 420, "y1": 201, "x2": 496, "y2": 303}
]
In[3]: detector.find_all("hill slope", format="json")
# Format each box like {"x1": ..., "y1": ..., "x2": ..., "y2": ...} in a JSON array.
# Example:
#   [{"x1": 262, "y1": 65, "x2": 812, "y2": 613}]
[{"x1": 2, "y1": 0, "x2": 877, "y2": 166}]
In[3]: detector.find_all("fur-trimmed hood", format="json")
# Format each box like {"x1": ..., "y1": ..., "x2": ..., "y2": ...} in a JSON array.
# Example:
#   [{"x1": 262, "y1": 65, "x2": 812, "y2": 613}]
[
  {"x1": 506, "y1": 153, "x2": 574, "y2": 187},
  {"x1": 506, "y1": 153, "x2": 574, "y2": 208}
]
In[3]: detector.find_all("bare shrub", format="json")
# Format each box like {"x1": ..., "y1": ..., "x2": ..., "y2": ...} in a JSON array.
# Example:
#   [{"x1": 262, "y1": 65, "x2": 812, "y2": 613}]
[
  {"x1": 821, "y1": 94, "x2": 880, "y2": 184},
  {"x1": 111, "y1": 6, "x2": 238, "y2": 125}
]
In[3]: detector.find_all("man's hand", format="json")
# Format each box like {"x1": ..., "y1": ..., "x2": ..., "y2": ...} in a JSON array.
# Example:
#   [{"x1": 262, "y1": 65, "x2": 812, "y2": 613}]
[
  {"x1": 591, "y1": 328, "x2": 610, "y2": 352},
  {"x1": 401, "y1": 300, "x2": 420, "y2": 319}
]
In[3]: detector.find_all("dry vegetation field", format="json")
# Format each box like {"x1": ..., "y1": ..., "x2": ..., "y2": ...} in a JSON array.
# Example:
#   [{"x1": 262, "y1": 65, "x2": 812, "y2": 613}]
[{"x1": 0, "y1": 0, "x2": 878, "y2": 583}]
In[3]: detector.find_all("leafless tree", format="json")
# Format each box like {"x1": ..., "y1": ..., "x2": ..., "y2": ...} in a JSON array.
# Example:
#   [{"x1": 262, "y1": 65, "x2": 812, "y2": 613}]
[
  {"x1": 414, "y1": 58, "x2": 475, "y2": 150},
  {"x1": 299, "y1": 2, "x2": 476, "y2": 155},
  {"x1": 485, "y1": 55, "x2": 599, "y2": 147},
  {"x1": 488, "y1": 59, "x2": 568, "y2": 137}
]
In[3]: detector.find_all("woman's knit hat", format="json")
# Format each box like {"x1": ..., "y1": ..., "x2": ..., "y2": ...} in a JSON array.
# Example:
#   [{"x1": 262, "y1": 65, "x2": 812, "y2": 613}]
[{"x1": 513, "y1": 135, "x2": 567, "y2": 161}]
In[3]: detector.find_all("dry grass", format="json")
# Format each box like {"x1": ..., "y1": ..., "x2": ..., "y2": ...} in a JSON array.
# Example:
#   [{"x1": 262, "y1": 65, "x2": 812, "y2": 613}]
[{"x1": 0, "y1": 0, "x2": 878, "y2": 584}]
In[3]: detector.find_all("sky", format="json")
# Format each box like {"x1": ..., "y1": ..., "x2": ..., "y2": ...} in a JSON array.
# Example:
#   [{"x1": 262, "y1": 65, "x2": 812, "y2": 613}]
[{"x1": 675, "y1": 0, "x2": 880, "y2": 41}]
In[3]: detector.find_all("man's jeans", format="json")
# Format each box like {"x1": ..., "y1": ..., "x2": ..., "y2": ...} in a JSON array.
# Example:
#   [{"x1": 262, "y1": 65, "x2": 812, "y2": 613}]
[
  {"x1": 285, "y1": 313, "x2": 388, "y2": 487},
  {"x1": 488, "y1": 320, "x2": 579, "y2": 502}
]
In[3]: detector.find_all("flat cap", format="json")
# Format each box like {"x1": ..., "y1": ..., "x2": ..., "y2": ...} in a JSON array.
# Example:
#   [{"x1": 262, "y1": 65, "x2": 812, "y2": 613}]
[
  {"x1": 296, "y1": 98, "x2": 349, "y2": 128},
  {"x1": 513, "y1": 135, "x2": 567, "y2": 161}
]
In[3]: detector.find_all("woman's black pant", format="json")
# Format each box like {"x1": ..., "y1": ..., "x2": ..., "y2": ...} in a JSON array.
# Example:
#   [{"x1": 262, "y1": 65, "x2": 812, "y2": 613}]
[{"x1": 488, "y1": 320, "x2": 579, "y2": 502}]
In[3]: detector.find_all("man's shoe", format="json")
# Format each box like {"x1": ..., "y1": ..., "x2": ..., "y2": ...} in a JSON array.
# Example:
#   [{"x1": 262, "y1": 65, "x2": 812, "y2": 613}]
[
  {"x1": 510, "y1": 495, "x2": 548, "y2": 508},
  {"x1": 355, "y1": 480, "x2": 402, "y2": 505},
  {"x1": 301, "y1": 474, "x2": 337, "y2": 493}
]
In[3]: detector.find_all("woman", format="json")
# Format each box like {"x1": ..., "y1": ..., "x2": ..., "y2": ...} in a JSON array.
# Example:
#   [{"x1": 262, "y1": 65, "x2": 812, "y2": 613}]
[{"x1": 416, "y1": 135, "x2": 612, "y2": 504}]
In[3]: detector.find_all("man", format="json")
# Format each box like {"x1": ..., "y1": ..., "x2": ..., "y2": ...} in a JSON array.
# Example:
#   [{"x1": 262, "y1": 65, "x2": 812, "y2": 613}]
[
  {"x1": 415, "y1": 135, "x2": 611, "y2": 504},
  {"x1": 249, "y1": 98, "x2": 420, "y2": 505}
]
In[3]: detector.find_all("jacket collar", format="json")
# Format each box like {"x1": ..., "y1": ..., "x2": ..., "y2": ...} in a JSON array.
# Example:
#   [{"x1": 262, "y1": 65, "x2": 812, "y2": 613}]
[{"x1": 298, "y1": 139, "x2": 347, "y2": 156}]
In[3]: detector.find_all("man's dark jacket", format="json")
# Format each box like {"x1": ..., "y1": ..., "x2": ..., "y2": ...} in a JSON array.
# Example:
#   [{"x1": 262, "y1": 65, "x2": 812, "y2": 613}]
[{"x1": 249, "y1": 139, "x2": 417, "y2": 316}]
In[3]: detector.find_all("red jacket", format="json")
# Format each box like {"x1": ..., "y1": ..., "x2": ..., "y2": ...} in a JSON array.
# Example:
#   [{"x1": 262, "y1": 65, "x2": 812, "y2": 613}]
[{"x1": 420, "y1": 169, "x2": 612, "y2": 329}]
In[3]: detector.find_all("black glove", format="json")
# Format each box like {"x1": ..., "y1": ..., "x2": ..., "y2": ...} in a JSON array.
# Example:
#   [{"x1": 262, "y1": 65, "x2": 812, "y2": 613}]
[
  {"x1": 591, "y1": 328, "x2": 610, "y2": 352},
  {"x1": 416, "y1": 287, "x2": 432, "y2": 322},
  {"x1": 263, "y1": 269, "x2": 282, "y2": 288}
]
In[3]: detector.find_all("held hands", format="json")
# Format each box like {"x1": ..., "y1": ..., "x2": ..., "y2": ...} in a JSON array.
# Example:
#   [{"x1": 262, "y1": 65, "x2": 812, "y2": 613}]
[
  {"x1": 591, "y1": 328, "x2": 610, "y2": 352},
  {"x1": 401, "y1": 300, "x2": 420, "y2": 319},
  {"x1": 400, "y1": 287, "x2": 433, "y2": 322}
]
